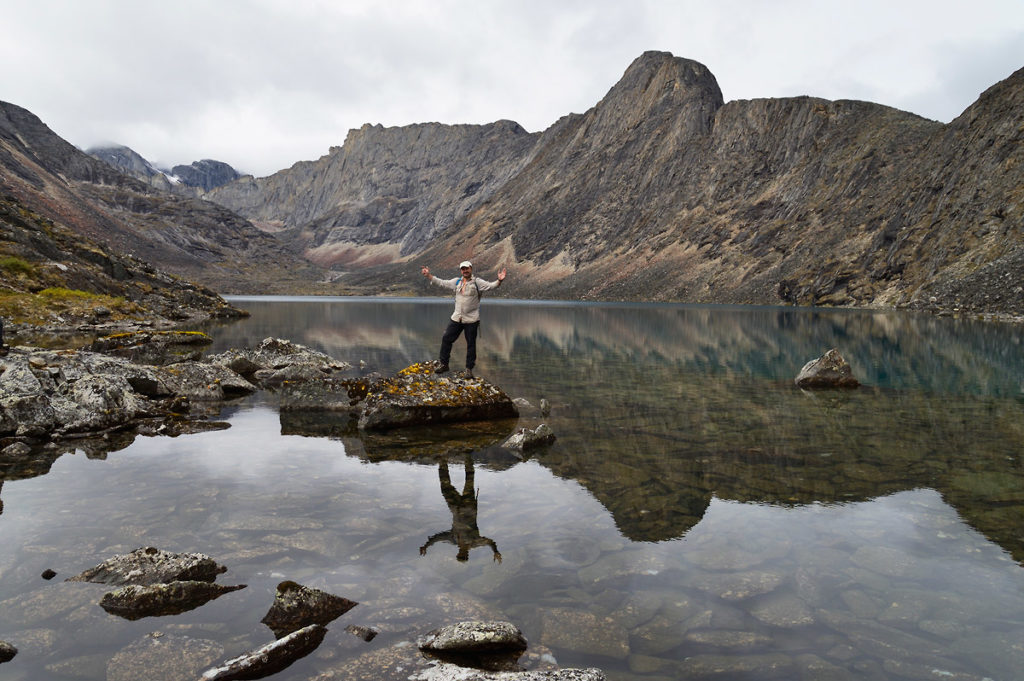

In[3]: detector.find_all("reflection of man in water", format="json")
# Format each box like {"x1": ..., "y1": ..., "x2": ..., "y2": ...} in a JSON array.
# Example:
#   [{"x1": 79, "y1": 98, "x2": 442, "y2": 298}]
[{"x1": 420, "y1": 455, "x2": 501, "y2": 563}]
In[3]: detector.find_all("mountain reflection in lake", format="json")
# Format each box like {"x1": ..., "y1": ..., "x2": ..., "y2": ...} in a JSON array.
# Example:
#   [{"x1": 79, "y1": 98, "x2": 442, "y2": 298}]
[{"x1": 1, "y1": 297, "x2": 1022, "y2": 681}]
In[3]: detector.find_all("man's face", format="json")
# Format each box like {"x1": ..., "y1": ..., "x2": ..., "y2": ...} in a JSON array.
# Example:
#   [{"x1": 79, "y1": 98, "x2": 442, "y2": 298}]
[{"x1": 461, "y1": 266, "x2": 472, "y2": 278}]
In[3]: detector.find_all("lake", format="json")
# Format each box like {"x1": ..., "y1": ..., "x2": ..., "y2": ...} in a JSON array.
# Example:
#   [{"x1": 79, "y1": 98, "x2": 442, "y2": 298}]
[{"x1": 1, "y1": 297, "x2": 1022, "y2": 680}]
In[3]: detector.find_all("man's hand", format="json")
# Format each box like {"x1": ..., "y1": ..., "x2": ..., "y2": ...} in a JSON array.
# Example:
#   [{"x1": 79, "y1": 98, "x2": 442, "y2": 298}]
[
  {"x1": 421, "y1": 266, "x2": 431, "y2": 278},
  {"x1": 497, "y1": 268, "x2": 507, "y2": 282}
]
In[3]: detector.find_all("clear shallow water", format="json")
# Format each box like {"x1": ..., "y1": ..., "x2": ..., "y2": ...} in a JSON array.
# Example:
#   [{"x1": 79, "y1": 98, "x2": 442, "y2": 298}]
[{"x1": 1, "y1": 298, "x2": 1023, "y2": 680}]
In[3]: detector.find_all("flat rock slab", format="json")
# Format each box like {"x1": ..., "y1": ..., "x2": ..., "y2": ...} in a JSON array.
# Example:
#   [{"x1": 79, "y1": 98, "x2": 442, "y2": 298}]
[
  {"x1": 358, "y1": 362, "x2": 518, "y2": 430},
  {"x1": 89, "y1": 330, "x2": 213, "y2": 353},
  {"x1": 67, "y1": 547, "x2": 227, "y2": 586},
  {"x1": 99, "y1": 580, "x2": 246, "y2": 620},
  {"x1": 201, "y1": 623, "x2": 327, "y2": 681},
  {"x1": 261, "y1": 580, "x2": 358, "y2": 638}
]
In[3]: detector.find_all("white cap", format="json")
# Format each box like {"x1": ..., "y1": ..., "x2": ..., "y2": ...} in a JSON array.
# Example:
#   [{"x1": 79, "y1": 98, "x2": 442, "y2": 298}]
[{"x1": 459, "y1": 260, "x2": 473, "y2": 268}]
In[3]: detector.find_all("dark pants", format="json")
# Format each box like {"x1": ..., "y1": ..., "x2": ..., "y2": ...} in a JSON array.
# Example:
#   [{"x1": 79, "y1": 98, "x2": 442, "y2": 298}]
[{"x1": 439, "y1": 320, "x2": 479, "y2": 369}]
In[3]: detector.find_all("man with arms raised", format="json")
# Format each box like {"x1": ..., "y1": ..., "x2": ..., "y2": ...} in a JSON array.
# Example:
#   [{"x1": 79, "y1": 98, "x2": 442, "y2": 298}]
[{"x1": 421, "y1": 260, "x2": 506, "y2": 377}]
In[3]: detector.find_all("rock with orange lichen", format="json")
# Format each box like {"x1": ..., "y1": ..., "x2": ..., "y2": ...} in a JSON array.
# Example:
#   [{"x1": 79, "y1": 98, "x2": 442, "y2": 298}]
[{"x1": 358, "y1": 361, "x2": 518, "y2": 430}]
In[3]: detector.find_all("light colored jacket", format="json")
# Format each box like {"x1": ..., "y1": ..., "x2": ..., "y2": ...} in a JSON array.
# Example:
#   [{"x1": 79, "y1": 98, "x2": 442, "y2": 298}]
[{"x1": 430, "y1": 275, "x2": 501, "y2": 323}]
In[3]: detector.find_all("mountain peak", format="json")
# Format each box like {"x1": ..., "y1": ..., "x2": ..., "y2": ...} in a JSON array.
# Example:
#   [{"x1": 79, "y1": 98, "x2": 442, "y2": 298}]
[{"x1": 591, "y1": 51, "x2": 723, "y2": 138}]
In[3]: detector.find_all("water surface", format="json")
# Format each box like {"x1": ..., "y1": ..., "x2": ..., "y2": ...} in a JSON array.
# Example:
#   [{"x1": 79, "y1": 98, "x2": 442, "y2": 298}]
[{"x1": 1, "y1": 298, "x2": 1022, "y2": 680}]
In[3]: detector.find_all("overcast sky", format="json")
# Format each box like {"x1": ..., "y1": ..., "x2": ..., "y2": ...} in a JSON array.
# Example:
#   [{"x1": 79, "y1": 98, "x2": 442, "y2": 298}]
[{"x1": 4, "y1": 0, "x2": 1023, "y2": 177}]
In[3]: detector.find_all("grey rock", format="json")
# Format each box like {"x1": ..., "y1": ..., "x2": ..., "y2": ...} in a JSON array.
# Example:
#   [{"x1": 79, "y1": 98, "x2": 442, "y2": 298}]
[
  {"x1": 0, "y1": 640, "x2": 16, "y2": 663},
  {"x1": 502, "y1": 424, "x2": 556, "y2": 451},
  {"x1": 2, "y1": 441, "x2": 31, "y2": 457},
  {"x1": 260, "y1": 580, "x2": 358, "y2": 638},
  {"x1": 155, "y1": 361, "x2": 257, "y2": 400},
  {"x1": 795, "y1": 349, "x2": 860, "y2": 389},
  {"x1": 208, "y1": 337, "x2": 352, "y2": 388},
  {"x1": 200, "y1": 624, "x2": 328, "y2": 681},
  {"x1": 99, "y1": 580, "x2": 246, "y2": 620},
  {"x1": 67, "y1": 546, "x2": 227, "y2": 586},
  {"x1": 279, "y1": 378, "x2": 368, "y2": 412},
  {"x1": 417, "y1": 620, "x2": 528, "y2": 655}
]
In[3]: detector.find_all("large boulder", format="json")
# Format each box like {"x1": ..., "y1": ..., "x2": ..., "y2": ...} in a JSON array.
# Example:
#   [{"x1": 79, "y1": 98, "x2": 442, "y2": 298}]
[
  {"x1": 208, "y1": 337, "x2": 353, "y2": 388},
  {"x1": 0, "y1": 640, "x2": 16, "y2": 663},
  {"x1": 358, "y1": 362, "x2": 519, "y2": 430},
  {"x1": 67, "y1": 547, "x2": 227, "y2": 586},
  {"x1": 155, "y1": 361, "x2": 257, "y2": 401},
  {"x1": 794, "y1": 348, "x2": 861, "y2": 389},
  {"x1": 417, "y1": 620, "x2": 528, "y2": 655}
]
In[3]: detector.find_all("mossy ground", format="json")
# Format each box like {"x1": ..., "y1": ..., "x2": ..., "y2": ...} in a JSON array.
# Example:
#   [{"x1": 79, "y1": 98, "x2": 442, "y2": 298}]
[{"x1": 0, "y1": 287, "x2": 143, "y2": 326}]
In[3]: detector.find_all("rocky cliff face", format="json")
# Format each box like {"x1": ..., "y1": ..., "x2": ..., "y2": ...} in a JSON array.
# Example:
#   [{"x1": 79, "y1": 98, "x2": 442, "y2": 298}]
[
  {"x1": 0, "y1": 101, "x2": 323, "y2": 294},
  {"x1": 207, "y1": 120, "x2": 539, "y2": 266},
  {"x1": 410, "y1": 51, "x2": 1023, "y2": 315},
  {"x1": 170, "y1": 159, "x2": 242, "y2": 192},
  {"x1": 204, "y1": 50, "x2": 1022, "y2": 316},
  {"x1": 87, "y1": 144, "x2": 177, "y2": 192}
]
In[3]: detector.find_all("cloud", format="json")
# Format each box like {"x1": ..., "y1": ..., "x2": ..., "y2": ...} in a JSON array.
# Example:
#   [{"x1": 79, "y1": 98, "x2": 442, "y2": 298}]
[{"x1": 2, "y1": 0, "x2": 1022, "y2": 177}]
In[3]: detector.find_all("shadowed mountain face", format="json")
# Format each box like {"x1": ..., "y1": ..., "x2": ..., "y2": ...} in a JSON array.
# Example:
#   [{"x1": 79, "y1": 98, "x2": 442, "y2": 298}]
[
  {"x1": 0, "y1": 102, "x2": 324, "y2": 294},
  {"x1": 204, "y1": 51, "x2": 1023, "y2": 316}
]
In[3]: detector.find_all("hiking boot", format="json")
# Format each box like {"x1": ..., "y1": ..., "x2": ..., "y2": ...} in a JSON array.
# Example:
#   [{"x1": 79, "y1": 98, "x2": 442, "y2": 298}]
[
  {"x1": 435, "y1": 364, "x2": 449, "y2": 374},
  {"x1": 461, "y1": 369, "x2": 474, "y2": 379}
]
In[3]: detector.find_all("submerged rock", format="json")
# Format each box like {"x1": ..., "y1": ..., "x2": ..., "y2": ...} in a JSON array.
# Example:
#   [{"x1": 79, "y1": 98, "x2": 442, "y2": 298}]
[
  {"x1": 107, "y1": 633, "x2": 223, "y2": 681},
  {"x1": 99, "y1": 580, "x2": 246, "y2": 620},
  {"x1": 201, "y1": 623, "x2": 327, "y2": 681},
  {"x1": 358, "y1": 362, "x2": 518, "y2": 430},
  {"x1": 502, "y1": 424, "x2": 556, "y2": 451},
  {"x1": 260, "y1": 580, "x2": 358, "y2": 638},
  {"x1": 345, "y1": 624, "x2": 379, "y2": 642},
  {"x1": 67, "y1": 547, "x2": 227, "y2": 586},
  {"x1": 409, "y1": 666, "x2": 606, "y2": 681},
  {"x1": 795, "y1": 348, "x2": 860, "y2": 389},
  {"x1": 0, "y1": 640, "x2": 17, "y2": 663}
]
